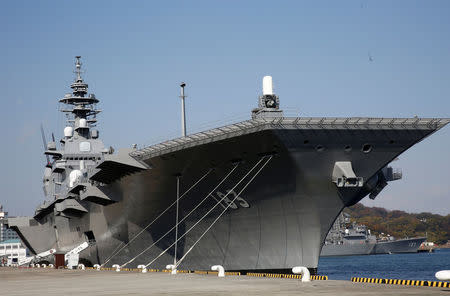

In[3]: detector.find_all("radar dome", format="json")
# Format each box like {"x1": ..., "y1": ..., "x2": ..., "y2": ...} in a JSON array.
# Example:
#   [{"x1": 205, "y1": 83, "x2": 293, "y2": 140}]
[
  {"x1": 79, "y1": 118, "x2": 87, "y2": 128},
  {"x1": 69, "y1": 170, "x2": 82, "y2": 187},
  {"x1": 263, "y1": 76, "x2": 273, "y2": 95},
  {"x1": 64, "y1": 126, "x2": 73, "y2": 137}
]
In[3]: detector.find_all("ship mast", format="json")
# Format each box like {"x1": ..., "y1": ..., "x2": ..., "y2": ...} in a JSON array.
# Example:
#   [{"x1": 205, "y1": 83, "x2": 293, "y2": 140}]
[
  {"x1": 59, "y1": 56, "x2": 101, "y2": 139},
  {"x1": 180, "y1": 82, "x2": 187, "y2": 137}
]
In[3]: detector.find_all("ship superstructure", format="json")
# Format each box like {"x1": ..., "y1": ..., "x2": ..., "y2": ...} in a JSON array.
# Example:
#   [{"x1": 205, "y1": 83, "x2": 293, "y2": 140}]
[{"x1": 7, "y1": 57, "x2": 449, "y2": 274}]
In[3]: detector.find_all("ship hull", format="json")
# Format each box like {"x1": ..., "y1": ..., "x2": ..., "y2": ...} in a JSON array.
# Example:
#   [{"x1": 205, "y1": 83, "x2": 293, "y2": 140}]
[
  {"x1": 9, "y1": 119, "x2": 447, "y2": 273},
  {"x1": 372, "y1": 237, "x2": 426, "y2": 254},
  {"x1": 320, "y1": 242, "x2": 376, "y2": 257}
]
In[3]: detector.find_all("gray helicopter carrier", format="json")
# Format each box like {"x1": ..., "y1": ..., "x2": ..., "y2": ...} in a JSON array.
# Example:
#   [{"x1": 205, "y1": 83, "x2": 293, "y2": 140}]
[{"x1": 7, "y1": 57, "x2": 449, "y2": 274}]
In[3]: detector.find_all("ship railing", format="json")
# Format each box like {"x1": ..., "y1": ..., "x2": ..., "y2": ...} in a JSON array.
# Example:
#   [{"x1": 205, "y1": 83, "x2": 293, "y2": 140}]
[
  {"x1": 130, "y1": 116, "x2": 448, "y2": 160},
  {"x1": 130, "y1": 110, "x2": 298, "y2": 159},
  {"x1": 137, "y1": 109, "x2": 301, "y2": 149}
]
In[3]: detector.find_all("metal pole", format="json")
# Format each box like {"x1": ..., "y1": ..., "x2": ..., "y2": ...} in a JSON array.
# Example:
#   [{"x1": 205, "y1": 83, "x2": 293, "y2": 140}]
[
  {"x1": 174, "y1": 175, "x2": 180, "y2": 271},
  {"x1": 180, "y1": 83, "x2": 186, "y2": 137}
]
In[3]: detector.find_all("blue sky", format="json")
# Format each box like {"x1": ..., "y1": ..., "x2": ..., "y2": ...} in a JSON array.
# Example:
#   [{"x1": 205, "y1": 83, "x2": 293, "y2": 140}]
[{"x1": 1, "y1": 0, "x2": 449, "y2": 216}]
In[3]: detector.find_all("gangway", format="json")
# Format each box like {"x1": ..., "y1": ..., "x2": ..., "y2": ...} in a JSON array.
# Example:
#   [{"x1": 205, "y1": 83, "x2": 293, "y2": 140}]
[
  {"x1": 18, "y1": 248, "x2": 56, "y2": 266},
  {"x1": 64, "y1": 242, "x2": 89, "y2": 261}
]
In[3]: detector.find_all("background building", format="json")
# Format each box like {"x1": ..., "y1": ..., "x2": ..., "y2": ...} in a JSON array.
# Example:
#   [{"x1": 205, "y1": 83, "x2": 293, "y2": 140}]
[
  {"x1": 0, "y1": 204, "x2": 27, "y2": 265},
  {"x1": 0, "y1": 239, "x2": 27, "y2": 266},
  {"x1": 0, "y1": 204, "x2": 20, "y2": 242}
]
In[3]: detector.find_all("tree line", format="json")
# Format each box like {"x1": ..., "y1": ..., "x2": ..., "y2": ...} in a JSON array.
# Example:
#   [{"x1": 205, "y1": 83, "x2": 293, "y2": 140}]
[{"x1": 344, "y1": 203, "x2": 450, "y2": 245}]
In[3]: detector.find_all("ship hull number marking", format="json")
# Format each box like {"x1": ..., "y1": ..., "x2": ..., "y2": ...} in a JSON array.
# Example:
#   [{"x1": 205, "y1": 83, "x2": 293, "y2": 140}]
[{"x1": 215, "y1": 190, "x2": 250, "y2": 210}]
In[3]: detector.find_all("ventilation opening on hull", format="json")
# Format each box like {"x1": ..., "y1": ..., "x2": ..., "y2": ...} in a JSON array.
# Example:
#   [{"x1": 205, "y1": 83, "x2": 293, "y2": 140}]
[
  {"x1": 84, "y1": 231, "x2": 96, "y2": 244},
  {"x1": 315, "y1": 145, "x2": 325, "y2": 152},
  {"x1": 362, "y1": 143, "x2": 372, "y2": 153}
]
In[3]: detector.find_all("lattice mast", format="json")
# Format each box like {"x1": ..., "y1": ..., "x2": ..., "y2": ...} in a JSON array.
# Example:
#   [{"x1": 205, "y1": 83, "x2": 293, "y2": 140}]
[{"x1": 59, "y1": 56, "x2": 101, "y2": 139}]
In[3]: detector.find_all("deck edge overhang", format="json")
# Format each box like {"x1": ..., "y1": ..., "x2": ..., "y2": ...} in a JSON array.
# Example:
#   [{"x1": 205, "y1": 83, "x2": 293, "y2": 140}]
[{"x1": 131, "y1": 117, "x2": 450, "y2": 161}]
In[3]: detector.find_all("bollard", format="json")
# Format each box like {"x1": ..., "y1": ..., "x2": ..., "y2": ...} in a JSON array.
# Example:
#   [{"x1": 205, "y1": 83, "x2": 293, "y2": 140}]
[
  {"x1": 77, "y1": 264, "x2": 85, "y2": 270},
  {"x1": 93, "y1": 264, "x2": 101, "y2": 271},
  {"x1": 112, "y1": 264, "x2": 121, "y2": 272},
  {"x1": 211, "y1": 265, "x2": 225, "y2": 277},
  {"x1": 436, "y1": 270, "x2": 450, "y2": 281},
  {"x1": 137, "y1": 265, "x2": 147, "y2": 273},
  {"x1": 166, "y1": 264, "x2": 176, "y2": 275},
  {"x1": 292, "y1": 266, "x2": 311, "y2": 282},
  {"x1": 48, "y1": 264, "x2": 54, "y2": 268},
  {"x1": 35, "y1": 264, "x2": 40, "y2": 268},
  {"x1": 41, "y1": 264, "x2": 47, "y2": 268}
]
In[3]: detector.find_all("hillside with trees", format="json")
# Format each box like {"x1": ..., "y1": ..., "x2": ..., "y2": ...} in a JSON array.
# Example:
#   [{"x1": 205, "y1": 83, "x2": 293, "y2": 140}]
[{"x1": 343, "y1": 203, "x2": 450, "y2": 244}]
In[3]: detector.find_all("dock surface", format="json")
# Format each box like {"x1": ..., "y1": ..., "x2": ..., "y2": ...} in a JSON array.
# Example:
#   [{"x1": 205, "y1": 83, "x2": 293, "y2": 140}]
[{"x1": 1, "y1": 268, "x2": 449, "y2": 295}]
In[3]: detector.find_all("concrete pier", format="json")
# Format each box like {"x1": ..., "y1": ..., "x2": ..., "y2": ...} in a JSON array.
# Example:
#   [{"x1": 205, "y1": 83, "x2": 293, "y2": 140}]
[{"x1": 0, "y1": 268, "x2": 448, "y2": 295}]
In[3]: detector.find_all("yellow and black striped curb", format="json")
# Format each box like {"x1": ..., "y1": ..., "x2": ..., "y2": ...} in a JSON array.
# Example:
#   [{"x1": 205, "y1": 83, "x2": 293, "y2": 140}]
[
  {"x1": 84, "y1": 267, "x2": 239, "y2": 275},
  {"x1": 247, "y1": 272, "x2": 328, "y2": 280},
  {"x1": 351, "y1": 277, "x2": 450, "y2": 288},
  {"x1": 84, "y1": 267, "x2": 183, "y2": 273},
  {"x1": 194, "y1": 270, "x2": 241, "y2": 276},
  {"x1": 25, "y1": 266, "x2": 327, "y2": 280}
]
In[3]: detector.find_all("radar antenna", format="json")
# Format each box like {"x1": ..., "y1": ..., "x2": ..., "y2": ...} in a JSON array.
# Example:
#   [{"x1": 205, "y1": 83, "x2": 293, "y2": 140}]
[
  {"x1": 74, "y1": 56, "x2": 83, "y2": 81},
  {"x1": 40, "y1": 124, "x2": 51, "y2": 167}
]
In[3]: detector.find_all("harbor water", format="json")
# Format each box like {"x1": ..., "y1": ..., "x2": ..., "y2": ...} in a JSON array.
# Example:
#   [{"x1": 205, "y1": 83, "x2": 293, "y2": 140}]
[{"x1": 318, "y1": 248, "x2": 450, "y2": 281}]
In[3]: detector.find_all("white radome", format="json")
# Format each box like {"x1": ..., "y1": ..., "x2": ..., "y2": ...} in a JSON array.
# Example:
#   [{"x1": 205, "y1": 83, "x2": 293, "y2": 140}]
[
  {"x1": 263, "y1": 76, "x2": 273, "y2": 95},
  {"x1": 79, "y1": 118, "x2": 87, "y2": 128},
  {"x1": 64, "y1": 126, "x2": 73, "y2": 137}
]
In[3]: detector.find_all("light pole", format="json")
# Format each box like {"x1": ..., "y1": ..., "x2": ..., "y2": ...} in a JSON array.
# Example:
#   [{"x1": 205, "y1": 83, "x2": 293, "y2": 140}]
[
  {"x1": 173, "y1": 175, "x2": 180, "y2": 274},
  {"x1": 180, "y1": 82, "x2": 186, "y2": 137}
]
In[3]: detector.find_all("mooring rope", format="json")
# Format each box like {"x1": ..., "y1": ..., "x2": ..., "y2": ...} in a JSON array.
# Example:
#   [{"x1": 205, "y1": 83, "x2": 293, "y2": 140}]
[
  {"x1": 101, "y1": 168, "x2": 213, "y2": 267},
  {"x1": 102, "y1": 241, "x2": 125, "y2": 267},
  {"x1": 175, "y1": 155, "x2": 272, "y2": 269},
  {"x1": 144, "y1": 156, "x2": 267, "y2": 268},
  {"x1": 120, "y1": 164, "x2": 239, "y2": 268}
]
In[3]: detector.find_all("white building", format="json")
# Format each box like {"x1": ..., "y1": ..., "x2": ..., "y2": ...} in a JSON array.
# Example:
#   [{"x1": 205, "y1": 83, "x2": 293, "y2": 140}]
[
  {"x1": 0, "y1": 204, "x2": 20, "y2": 242},
  {"x1": 0, "y1": 239, "x2": 27, "y2": 266}
]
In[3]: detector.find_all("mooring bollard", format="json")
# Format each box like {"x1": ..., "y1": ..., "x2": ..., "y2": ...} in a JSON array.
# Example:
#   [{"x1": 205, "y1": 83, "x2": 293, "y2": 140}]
[
  {"x1": 93, "y1": 264, "x2": 101, "y2": 270},
  {"x1": 112, "y1": 264, "x2": 121, "y2": 272},
  {"x1": 211, "y1": 265, "x2": 225, "y2": 277},
  {"x1": 292, "y1": 266, "x2": 311, "y2": 282},
  {"x1": 166, "y1": 264, "x2": 176, "y2": 275},
  {"x1": 77, "y1": 264, "x2": 85, "y2": 270},
  {"x1": 436, "y1": 270, "x2": 450, "y2": 281},
  {"x1": 137, "y1": 265, "x2": 147, "y2": 273}
]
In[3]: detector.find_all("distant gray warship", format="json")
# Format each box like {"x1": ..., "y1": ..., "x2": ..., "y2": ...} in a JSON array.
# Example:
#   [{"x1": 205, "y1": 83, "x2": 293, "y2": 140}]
[
  {"x1": 7, "y1": 57, "x2": 449, "y2": 274},
  {"x1": 321, "y1": 213, "x2": 376, "y2": 256},
  {"x1": 320, "y1": 213, "x2": 426, "y2": 257},
  {"x1": 373, "y1": 236, "x2": 426, "y2": 255}
]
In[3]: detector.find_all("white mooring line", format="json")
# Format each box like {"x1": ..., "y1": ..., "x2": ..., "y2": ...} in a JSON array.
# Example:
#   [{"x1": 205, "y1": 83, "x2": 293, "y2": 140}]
[
  {"x1": 144, "y1": 156, "x2": 272, "y2": 270},
  {"x1": 119, "y1": 164, "x2": 239, "y2": 268},
  {"x1": 101, "y1": 168, "x2": 213, "y2": 267}
]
